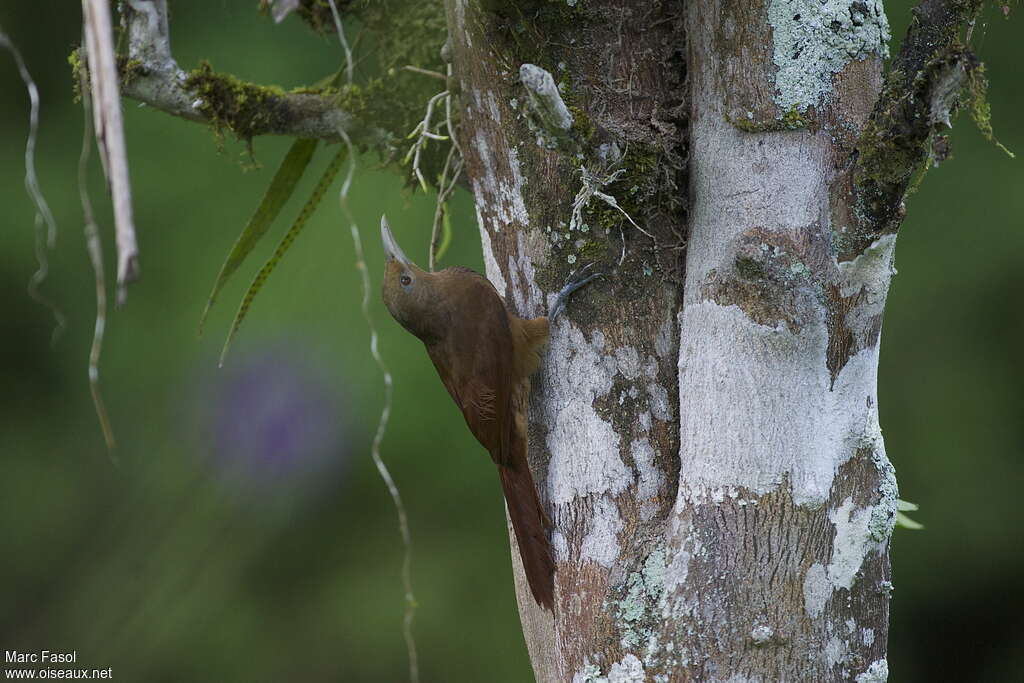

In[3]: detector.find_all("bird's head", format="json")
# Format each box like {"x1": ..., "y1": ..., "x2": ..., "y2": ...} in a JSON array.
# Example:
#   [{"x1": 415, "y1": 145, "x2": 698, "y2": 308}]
[{"x1": 380, "y1": 216, "x2": 441, "y2": 342}]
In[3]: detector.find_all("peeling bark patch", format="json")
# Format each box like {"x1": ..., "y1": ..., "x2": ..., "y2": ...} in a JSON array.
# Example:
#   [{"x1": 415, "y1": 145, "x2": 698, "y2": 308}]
[
  {"x1": 767, "y1": 0, "x2": 890, "y2": 112},
  {"x1": 828, "y1": 234, "x2": 896, "y2": 384},
  {"x1": 703, "y1": 270, "x2": 805, "y2": 333}
]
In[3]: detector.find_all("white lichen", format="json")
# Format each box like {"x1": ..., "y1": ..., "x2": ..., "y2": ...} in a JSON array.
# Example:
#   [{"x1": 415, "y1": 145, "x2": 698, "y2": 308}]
[
  {"x1": 580, "y1": 496, "x2": 625, "y2": 567},
  {"x1": 677, "y1": 303, "x2": 884, "y2": 506},
  {"x1": 614, "y1": 547, "x2": 668, "y2": 648},
  {"x1": 803, "y1": 562, "x2": 830, "y2": 618},
  {"x1": 825, "y1": 634, "x2": 850, "y2": 668},
  {"x1": 475, "y1": 210, "x2": 507, "y2": 295},
  {"x1": 470, "y1": 123, "x2": 529, "y2": 231},
  {"x1": 572, "y1": 663, "x2": 605, "y2": 683},
  {"x1": 543, "y1": 321, "x2": 633, "y2": 565},
  {"x1": 856, "y1": 659, "x2": 889, "y2": 683},
  {"x1": 608, "y1": 654, "x2": 646, "y2": 682},
  {"x1": 750, "y1": 624, "x2": 774, "y2": 645},
  {"x1": 632, "y1": 438, "x2": 665, "y2": 521},
  {"x1": 767, "y1": 0, "x2": 891, "y2": 111},
  {"x1": 828, "y1": 497, "x2": 874, "y2": 590}
]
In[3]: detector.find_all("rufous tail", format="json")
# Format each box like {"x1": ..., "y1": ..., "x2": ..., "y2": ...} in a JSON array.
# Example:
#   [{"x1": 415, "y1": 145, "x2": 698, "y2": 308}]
[{"x1": 498, "y1": 462, "x2": 555, "y2": 610}]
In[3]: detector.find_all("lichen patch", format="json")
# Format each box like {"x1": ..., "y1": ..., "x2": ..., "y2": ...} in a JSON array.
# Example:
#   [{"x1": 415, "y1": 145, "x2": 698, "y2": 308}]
[{"x1": 767, "y1": 0, "x2": 890, "y2": 112}]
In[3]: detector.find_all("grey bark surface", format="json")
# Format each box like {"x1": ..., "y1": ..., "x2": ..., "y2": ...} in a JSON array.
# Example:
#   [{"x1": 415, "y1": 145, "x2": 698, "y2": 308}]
[{"x1": 446, "y1": 0, "x2": 907, "y2": 680}]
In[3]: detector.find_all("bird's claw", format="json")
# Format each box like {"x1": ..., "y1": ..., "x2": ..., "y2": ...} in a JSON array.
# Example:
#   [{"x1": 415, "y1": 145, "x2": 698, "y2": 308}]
[{"x1": 550, "y1": 264, "x2": 602, "y2": 321}]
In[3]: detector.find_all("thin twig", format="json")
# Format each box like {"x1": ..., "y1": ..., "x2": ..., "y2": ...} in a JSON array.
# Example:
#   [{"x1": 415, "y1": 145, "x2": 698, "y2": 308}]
[
  {"x1": 77, "y1": 63, "x2": 117, "y2": 455},
  {"x1": 405, "y1": 90, "x2": 450, "y2": 192},
  {"x1": 0, "y1": 24, "x2": 66, "y2": 343},
  {"x1": 83, "y1": 0, "x2": 139, "y2": 306},
  {"x1": 429, "y1": 147, "x2": 463, "y2": 271},
  {"x1": 402, "y1": 65, "x2": 446, "y2": 81}
]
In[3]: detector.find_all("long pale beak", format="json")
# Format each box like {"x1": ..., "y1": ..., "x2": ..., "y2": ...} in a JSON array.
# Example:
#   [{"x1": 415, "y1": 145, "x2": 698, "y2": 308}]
[{"x1": 380, "y1": 215, "x2": 411, "y2": 265}]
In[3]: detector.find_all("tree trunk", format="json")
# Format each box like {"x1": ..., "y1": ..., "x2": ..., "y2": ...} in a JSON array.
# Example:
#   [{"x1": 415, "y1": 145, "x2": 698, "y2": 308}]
[{"x1": 447, "y1": 0, "x2": 900, "y2": 680}]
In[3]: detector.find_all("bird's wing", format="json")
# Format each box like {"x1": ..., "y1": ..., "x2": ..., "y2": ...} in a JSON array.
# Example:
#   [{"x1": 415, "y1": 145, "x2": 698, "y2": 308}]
[{"x1": 426, "y1": 274, "x2": 514, "y2": 465}]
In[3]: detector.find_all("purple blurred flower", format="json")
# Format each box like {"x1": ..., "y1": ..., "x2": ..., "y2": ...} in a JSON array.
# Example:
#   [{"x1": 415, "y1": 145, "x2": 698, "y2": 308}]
[{"x1": 194, "y1": 341, "x2": 350, "y2": 490}]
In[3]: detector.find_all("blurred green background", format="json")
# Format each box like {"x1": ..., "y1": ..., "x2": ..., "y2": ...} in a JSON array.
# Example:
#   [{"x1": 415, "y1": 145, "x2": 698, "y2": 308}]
[{"x1": 0, "y1": 2, "x2": 1020, "y2": 681}]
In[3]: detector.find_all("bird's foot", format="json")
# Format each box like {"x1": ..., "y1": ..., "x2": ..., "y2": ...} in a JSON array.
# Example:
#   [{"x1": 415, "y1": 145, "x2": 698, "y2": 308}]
[{"x1": 550, "y1": 264, "x2": 602, "y2": 321}]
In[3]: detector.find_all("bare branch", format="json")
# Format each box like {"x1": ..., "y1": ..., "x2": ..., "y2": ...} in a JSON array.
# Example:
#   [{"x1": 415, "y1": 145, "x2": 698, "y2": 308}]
[
  {"x1": 119, "y1": 0, "x2": 351, "y2": 141},
  {"x1": 83, "y1": 0, "x2": 139, "y2": 306}
]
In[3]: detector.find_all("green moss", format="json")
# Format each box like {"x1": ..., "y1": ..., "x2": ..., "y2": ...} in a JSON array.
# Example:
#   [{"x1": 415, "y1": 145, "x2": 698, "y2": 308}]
[
  {"x1": 68, "y1": 47, "x2": 85, "y2": 103},
  {"x1": 116, "y1": 56, "x2": 147, "y2": 87},
  {"x1": 577, "y1": 237, "x2": 609, "y2": 262},
  {"x1": 253, "y1": 0, "x2": 449, "y2": 184},
  {"x1": 726, "y1": 105, "x2": 813, "y2": 133},
  {"x1": 582, "y1": 145, "x2": 663, "y2": 234},
  {"x1": 965, "y1": 62, "x2": 1015, "y2": 158},
  {"x1": 485, "y1": 0, "x2": 586, "y2": 71},
  {"x1": 184, "y1": 61, "x2": 291, "y2": 149}
]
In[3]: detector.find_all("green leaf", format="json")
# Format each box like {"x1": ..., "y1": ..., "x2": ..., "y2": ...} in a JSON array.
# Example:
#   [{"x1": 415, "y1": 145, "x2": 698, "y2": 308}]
[
  {"x1": 896, "y1": 499, "x2": 919, "y2": 512},
  {"x1": 895, "y1": 511, "x2": 924, "y2": 531},
  {"x1": 199, "y1": 138, "x2": 319, "y2": 333},
  {"x1": 218, "y1": 145, "x2": 347, "y2": 366}
]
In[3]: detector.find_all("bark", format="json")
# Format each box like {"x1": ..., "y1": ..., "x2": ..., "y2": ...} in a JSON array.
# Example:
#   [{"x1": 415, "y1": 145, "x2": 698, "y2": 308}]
[{"x1": 446, "y1": 1, "x2": 689, "y2": 679}]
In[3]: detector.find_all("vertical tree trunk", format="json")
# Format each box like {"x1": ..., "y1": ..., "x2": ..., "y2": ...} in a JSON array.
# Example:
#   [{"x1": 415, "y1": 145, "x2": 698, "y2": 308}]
[
  {"x1": 447, "y1": 0, "x2": 898, "y2": 680},
  {"x1": 664, "y1": 0, "x2": 895, "y2": 680}
]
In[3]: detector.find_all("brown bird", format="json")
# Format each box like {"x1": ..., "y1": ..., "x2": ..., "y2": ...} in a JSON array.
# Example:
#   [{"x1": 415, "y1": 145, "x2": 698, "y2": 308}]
[{"x1": 379, "y1": 216, "x2": 596, "y2": 610}]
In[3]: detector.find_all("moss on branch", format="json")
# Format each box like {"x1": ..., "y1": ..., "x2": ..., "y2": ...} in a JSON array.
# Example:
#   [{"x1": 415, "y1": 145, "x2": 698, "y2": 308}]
[
  {"x1": 847, "y1": 0, "x2": 1005, "y2": 260},
  {"x1": 183, "y1": 61, "x2": 341, "y2": 147}
]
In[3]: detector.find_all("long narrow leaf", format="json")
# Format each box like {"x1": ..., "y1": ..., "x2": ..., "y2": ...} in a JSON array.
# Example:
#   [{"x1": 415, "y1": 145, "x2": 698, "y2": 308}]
[
  {"x1": 219, "y1": 146, "x2": 347, "y2": 365},
  {"x1": 200, "y1": 138, "x2": 319, "y2": 333}
]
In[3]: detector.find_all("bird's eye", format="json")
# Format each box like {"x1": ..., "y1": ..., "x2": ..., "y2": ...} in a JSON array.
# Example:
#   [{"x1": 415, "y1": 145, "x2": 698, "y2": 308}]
[{"x1": 400, "y1": 274, "x2": 412, "y2": 287}]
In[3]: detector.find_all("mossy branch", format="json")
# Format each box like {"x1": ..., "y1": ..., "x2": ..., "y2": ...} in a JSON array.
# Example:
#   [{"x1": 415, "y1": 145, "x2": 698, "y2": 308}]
[
  {"x1": 118, "y1": 0, "x2": 351, "y2": 142},
  {"x1": 850, "y1": 0, "x2": 991, "y2": 256},
  {"x1": 115, "y1": 0, "x2": 449, "y2": 182}
]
